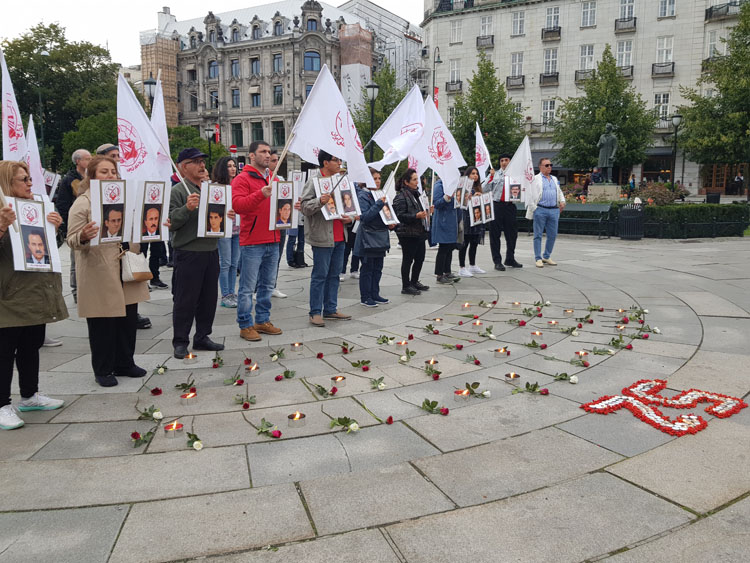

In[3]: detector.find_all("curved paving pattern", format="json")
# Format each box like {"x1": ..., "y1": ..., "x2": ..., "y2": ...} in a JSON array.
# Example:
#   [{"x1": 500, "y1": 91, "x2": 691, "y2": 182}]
[{"x1": 2, "y1": 235, "x2": 749, "y2": 562}]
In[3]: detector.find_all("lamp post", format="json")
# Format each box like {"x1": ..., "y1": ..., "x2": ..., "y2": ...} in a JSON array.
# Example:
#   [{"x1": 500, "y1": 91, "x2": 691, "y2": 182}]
[
  {"x1": 670, "y1": 114, "x2": 682, "y2": 186},
  {"x1": 37, "y1": 50, "x2": 50, "y2": 167},
  {"x1": 432, "y1": 47, "x2": 442, "y2": 107},
  {"x1": 144, "y1": 72, "x2": 157, "y2": 112},
  {"x1": 363, "y1": 83, "x2": 380, "y2": 162},
  {"x1": 205, "y1": 127, "x2": 214, "y2": 171}
]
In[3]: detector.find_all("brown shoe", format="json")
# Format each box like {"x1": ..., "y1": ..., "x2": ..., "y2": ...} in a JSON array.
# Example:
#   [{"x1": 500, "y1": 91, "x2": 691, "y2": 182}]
[
  {"x1": 309, "y1": 314, "x2": 325, "y2": 327},
  {"x1": 240, "y1": 327, "x2": 261, "y2": 342},
  {"x1": 324, "y1": 312, "x2": 352, "y2": 320},
  {"x1": 254, "y1": 321, "x2": 282, "y2": 335}
]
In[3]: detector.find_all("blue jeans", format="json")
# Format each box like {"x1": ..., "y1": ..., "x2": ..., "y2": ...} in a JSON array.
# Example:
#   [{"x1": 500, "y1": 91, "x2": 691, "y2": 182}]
[
  {"x1": 218, "y1": 234, "x2": 240, "y2": 297},
  {"x1": 237, "y1": 243, "x2": 279, "y2": 329},
  {"x1": 359, "y1": 256, "x2": 383, "y2": 302},
  {"x1": 533, "y1": 206, "x2": 559, "y2": 261},
  {"x1": 310, "y1": 242, "x2": 345, "y2": 316},
  {"x1": 286, "y1": 226, "x2": 305, "y2": 263}
]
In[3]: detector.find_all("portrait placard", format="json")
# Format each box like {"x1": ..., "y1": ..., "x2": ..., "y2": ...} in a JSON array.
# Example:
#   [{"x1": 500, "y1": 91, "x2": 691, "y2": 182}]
[
  {"x1": 481, "y1": 192, "x2": 494, "y2": 223},
  {"x1": 269, "y1": 181, "x2": 297, "y2": 230},
  {"x1": 43, "y1": 170, "x2": 61, "y2": 200},
  {"x1": 337, "y1": 176, "x2": 361, "y2": 217},
  {"x1": 198, "y1": 182, "x2": 232, "y2": 239},
  {"x1": 89, "y1": 179, "x2": 129, "y2": 246},
  {"x1": 419, "y1": 192, "x2": 431, "y2": 231},
  {"x1": 454, "y1": 177, "x2": 472, "y2": 210},
  {"x1": 6, "y1": 196, "x2": 61, "y2": 273},
  {"x1": 373, "y1": 189, "x2": 400, "y2": 226},
  {"x1": 132, "y1": 181, "x2": 171, "y2": 243},
  {"x1": 505, "y1": 177, "x2": 522, "y2": 203},
  {"x1": 469, "y1": 195, "x2": 483, "y2": 227},
  {"x1": 314, "y1": 176, "x2": 341, "y2": 221}
]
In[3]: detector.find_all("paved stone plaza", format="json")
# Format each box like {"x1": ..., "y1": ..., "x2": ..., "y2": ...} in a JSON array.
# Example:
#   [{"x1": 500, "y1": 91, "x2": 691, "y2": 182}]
[{"x1": 2, "y1": 233, "x2": 749, "y2": 562}]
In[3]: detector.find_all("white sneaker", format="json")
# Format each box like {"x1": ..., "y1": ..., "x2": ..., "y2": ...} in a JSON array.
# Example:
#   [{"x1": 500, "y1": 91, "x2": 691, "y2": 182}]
[
  {"x1": 458, "y1": 267, "x2": 473, "y2": 277},
  {"x1": 350, "y1": 271, "x2": 360, "y2": 279},
  {"x1": 43, "y1": 337, "x2": 62, "y2": 347},
  {"x1": 0, "y1": 405, "x2": 24, "y2": 430},
  {"x1": 340, "y1": 273, "x2": 348, "y2": 281},
  {"x1": 272, "y1": 288, "x2": 287, "y2": 299},
  {"x1": 17, "y1": 393, "x2": 65, "y2": 412},
  {"x1": 468, "y1": 265, "x2": 486, "y2": 274},
  {"x1": 542, "y1": 258, "x2": 557, "y2": 266}
]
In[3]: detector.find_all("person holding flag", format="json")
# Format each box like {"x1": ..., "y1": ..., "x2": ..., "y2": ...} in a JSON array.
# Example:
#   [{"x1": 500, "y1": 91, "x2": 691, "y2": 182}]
[{"x1": 430, "y1": 177, "x2": 461, "y2": 285}]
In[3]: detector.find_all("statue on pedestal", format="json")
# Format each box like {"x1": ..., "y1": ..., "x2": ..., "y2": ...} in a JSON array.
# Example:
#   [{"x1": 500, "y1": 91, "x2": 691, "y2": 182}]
[{"x1": 596, "y1": 123, "x2": 618, "y2": 183}]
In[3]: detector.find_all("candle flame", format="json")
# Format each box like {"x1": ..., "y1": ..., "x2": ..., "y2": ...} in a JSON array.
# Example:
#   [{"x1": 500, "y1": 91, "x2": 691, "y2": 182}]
[
  {"x1": 506, "y1": 372, "x2": 519, "y2": 379},
  {"x1": 398, "y1": 340, "x2": 407, "y2": 345},
  {"x1": 532, "y1": 331, "x2": 542, "y2": 336},
  {"x1": 293, "y1": 411, "x2": 302, "y2": 420},
  {"x1": 429, "y1": 358, "x2": 436, "y2": 365},
  {"x1": 334, "y1": 376, "x2": 344, "y2": 382},
  {"x1": 250, "y1": 363, "x2": 258, "y2": 370},
  {"x1": 184, "y1": 393, "x2": 196, "y2": 399},
  {"x1": 548, "y1": 321, "x2": 558, "y2": 325}
]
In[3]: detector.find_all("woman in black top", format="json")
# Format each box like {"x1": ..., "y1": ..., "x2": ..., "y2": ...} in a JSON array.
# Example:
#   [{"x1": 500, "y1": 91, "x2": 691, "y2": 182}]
[
  {"x1": 392, "y1": 168, "x2": 429, "y2": 295},
  {"x1": 458, "y1": 166, "x2": 486, "y2": 277}
]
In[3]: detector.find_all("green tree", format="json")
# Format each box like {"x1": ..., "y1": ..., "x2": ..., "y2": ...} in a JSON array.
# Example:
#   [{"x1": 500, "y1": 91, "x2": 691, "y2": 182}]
[
  {"x1": 61, "y1": 110, "x2": 117, "y2": 162},
  {"x1": 2, "y1": 23, "x2": 120, "y2": 170},
  {"x1": 678, "y1": 3, "x2": 750, "y2": 193},
  {"x1": 552, "y1": 44, "x2": 656, "y2": 172},
  {"x1": 168, "y1": 126, "x2": 228, "y2": 170},
  {"x1": 450, "y1": 51, "x2": 524, "y2": 166}
]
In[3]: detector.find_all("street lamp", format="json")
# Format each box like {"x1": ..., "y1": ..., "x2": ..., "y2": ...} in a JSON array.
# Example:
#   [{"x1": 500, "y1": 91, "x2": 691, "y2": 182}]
[
  {"x1": 363, "y1": 83, "x2": 380, "y2": 162},
  {"x1": 205, "y1": 127, "x2": 214, "y2": 172},
  {"x1": 144, "y1": 72, "x2": 157, "y2": 111},
  {"x1": 37, "y1": 50, "x2": 50, "y2": 167},
  {"x1": 670, "y1": 114, "x2": 682, "y2": 186},
  {"x1": 432, "y1": 47, "x2": 442, "y2": 107}
]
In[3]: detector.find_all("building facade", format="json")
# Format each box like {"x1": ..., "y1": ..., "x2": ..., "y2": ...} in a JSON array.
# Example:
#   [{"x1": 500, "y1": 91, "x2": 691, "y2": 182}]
[{"x1": 420, "y1": 0, "x2": 744, "y2": 192}]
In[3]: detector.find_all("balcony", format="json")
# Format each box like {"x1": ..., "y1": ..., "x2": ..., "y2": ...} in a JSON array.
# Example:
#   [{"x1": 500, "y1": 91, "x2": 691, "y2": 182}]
[
  {"x1": 701, "y1": 55, "x2": 724, "y2": 73},
  {"x1": 541, "y1": 26, "x2": 561, "y2": 41},
  {"x1": 705, "y1": 1, "x2": 746, "y2": 22},
  {"x1": 617, "y1": 65, "x2": 634, "y2": 79},
  {"x1": 652, "y1": 62, "x2": 675, "y2": 77},
  {"x1": 539, "y1": 72, "x2": 559, "y2": 86},
  {"x1": 476, "y1": 35, "x2": 494, "y2": 49},
  {"x1": 530, "y1": 122, "x2": 554, "y2": 135},
  {"x1": 506, "y1": 75, "x2": 525, "y2": 89},
  {"x1": 655, "y1": 118, "x2": 673, "y2": 130},
  {"x1": 446, "y1": 80, "x2": 463, "y2": 93},
  {"x1": 614, "y1": 17, "x2": 637, "y2": 33},
  {"x1": 575, "y1": 69, "x2": 594, "y2": 83}
]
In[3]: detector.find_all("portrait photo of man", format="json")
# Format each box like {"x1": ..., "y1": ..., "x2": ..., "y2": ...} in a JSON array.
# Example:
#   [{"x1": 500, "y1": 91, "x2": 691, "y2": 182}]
[
  {"x1": 509, "y1": 183, "x2": 522, "y2": 202},
  {"x1": 101, "y1": 204, "x2": 124, "y2": 239},
  {"x1": 206, "y1": 203, "x2": 226, "y2": 235},
  {"x1": 142, "y1": 204, "x2": 161, "y2": 238},
  {"x1": 22, "y1": 226, "x2": 50, "y2": 266},
  {"x1": 276, "y1": 200, "x2": 292, "y2": 226}
]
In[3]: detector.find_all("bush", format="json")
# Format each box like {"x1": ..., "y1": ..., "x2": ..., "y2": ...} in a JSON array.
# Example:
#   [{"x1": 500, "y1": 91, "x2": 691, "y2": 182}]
[
  {"x1": 633, "y1": 182, "x2": 686, "y2": 206},
  {"x1": 642, "y1": 203, "x2": 749, "y2": 238}
]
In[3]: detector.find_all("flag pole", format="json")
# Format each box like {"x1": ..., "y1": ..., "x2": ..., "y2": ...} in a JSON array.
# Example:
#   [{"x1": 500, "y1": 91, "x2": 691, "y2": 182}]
[{"x1": 269, "y1": 132, "x2": 295, "y2": 184}]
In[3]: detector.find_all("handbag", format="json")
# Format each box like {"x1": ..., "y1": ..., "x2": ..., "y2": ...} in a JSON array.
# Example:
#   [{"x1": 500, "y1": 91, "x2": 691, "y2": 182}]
[
  {"x1": 119, "y1": 247, "x2": 153, "y2": 283},
  {"x1": 361, "y1": 224, "x2": 390, "y2": 252}
]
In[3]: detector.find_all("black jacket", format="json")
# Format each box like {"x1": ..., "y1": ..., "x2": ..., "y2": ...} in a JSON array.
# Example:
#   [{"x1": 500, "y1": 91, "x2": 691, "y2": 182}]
[
  {"x1": 393, "y1": 188, "x2": 427, "y2": 239},
  {"x1": 55, "y1": 169, "x2": 83, "y2": 228}
]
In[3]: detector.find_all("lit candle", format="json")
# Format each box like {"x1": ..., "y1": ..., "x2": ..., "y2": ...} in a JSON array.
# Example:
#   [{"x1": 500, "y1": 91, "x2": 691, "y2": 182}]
[
  {"x1": 494, "y1": 347, "x2": 508, "y2": 358},
  {"x1": 454, "y1": 389, "x2": 470, "y2": 402},
  {"x1": 164, "y1": 421, "x2": 184, "y2": 437},
  {"x1": 564, "y1": 309, "x2": 574, "y2": 317},
  {"x1": 511, "y1": 301, "x2": 521, "y2": 309},
  {"x1": 183, "y1": 353, "x2": 198, "y2": 365},
  {"x1": 462, "y1": 302, "x2": 471, "y2": 309},
  {"x1": 291, "y1": 342, "x2": 303, "y2": 352},
  {"x1": 616, "y1": 325, "x2": 626, "y2": 332},
  {"x1": 425, "y1": 358, "x2": 439, "y2": 367},
  {"x1": 576, "y1": 350, "x2": 589, "y2": 358},
  {"x1": 396, "y1": 340, "x2": 408, "y2": 348},
  {"x1": 548, "y1": 320, "x2": 559, "y2": 326},
  {"x1": 531, "y1": 331, "x2": 543, "y2": 340},
  {"x1": 180, "y1": 392, "x2": 197, "y2": 406},
  {"x1": 331, "y1": 375, "x2": 346, "y2": 387},
  {"x1": 433, "y1": 318, "x2": 443, "y2": 324},
  {"x1": 505, "y1": 372, "x2": 520, "y2": 380},
  {"x1": 473, "y1": 319, "x2": 482, "y2": 326},
  {"x1": 246, "y1": 363, "x2": 260, "y2": 375},
  {"x1": 617, "y1": 308, "x2": 626, "y2": 313},
  {"x1": 287, "y1": 411, "x2": 306, "y2": 428}
]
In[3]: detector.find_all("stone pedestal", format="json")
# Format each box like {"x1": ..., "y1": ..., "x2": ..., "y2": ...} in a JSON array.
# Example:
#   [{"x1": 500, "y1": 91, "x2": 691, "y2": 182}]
[{"x1": 588, "y1": 183, "x2": 621, "y2": 202}]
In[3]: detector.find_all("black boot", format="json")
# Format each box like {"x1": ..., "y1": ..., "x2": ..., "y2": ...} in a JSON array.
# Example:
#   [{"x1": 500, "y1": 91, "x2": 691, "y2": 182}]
[{"x1": 295, "y1": 251, "x2": 308, "y2": 267}]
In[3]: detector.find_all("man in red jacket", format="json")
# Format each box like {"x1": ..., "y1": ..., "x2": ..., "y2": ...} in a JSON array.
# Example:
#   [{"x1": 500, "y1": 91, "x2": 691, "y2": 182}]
[{"x1": 231, "y1": 141, "x2": 283, "y2": 342}]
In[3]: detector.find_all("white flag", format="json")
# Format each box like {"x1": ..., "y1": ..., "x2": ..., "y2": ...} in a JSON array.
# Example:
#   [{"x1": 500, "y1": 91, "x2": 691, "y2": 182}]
[
  {"x1": 117, "y1": 73, "x2": 162, "y2": 182},
  {"x1": 1, "y1": 47, "x2": 27, "y2": 162},
  {"x1": 289, "y1": 65, "x2": 374, "y2": 187},
  {"x1": 475, "y1": 122, "x2": 491, "y2": 182},
  {"x1": 25, "y1": 116, "x2": 45, "y2": 196},
  {"x1": 369, "y1": 84, "x2": 425, "y2": 170},
  {"x1": 150, "y1": 77, "x2": 173, "y2": 183},
  {"x1": 408, "y1": 96, "x2": 465, "y2": 193},
  {"x1": 506, "y1": 136, "x2": 535, "y2": 203}
]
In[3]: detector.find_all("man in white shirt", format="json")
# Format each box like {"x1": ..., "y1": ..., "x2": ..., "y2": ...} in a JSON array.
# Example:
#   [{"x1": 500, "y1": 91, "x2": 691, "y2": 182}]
[{"x1": 526, "y1": 158, "x2": 565, "y2": 268}]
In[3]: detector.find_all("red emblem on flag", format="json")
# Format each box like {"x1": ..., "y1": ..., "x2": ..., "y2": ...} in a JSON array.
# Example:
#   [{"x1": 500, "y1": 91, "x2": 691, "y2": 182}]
[
  {"x1": 5, "y1": 96, "x2": 24, "y2": 150},
  {"x1": 331, "y1": 112, "x2": 345, "y2": 147},
  {"x1": 117, "y1": 118, "x2": 147, "y2": 173},
  {"x1": 427, "y1": 127, "x2": 452, "y2": 164},
  {"x1": 525, "y1": 159, "x2": 534, "y2": 183}
]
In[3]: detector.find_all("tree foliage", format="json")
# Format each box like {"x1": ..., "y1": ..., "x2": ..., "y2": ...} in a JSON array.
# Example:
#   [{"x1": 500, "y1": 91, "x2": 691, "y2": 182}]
[
  {"x1": 61, "y1": 110, "x2": 117, "y2": 162},
  {"x1": 450, "y1": 51, "x2": 524, "y2": 166},
  {"x1": 552, "y1": 45, "x2": 656, "y2": 171},
  {"x1": 168, "y1": 126, "x2": 228, "y2": 166}
]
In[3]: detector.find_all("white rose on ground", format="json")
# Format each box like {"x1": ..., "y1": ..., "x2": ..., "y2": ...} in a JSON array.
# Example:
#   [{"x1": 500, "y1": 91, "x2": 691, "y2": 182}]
[
  {"x1": 608, "y1": 349, "x2": 615, "y2": 355},
  {"x1": 571, "y1": 330, "x2": 579, "y2": 337},
  {"x1": 152, "y1": 410, "x2": 163, "y2": 420},
  {"x1": 400, "y1": 355, "x2": 407, "y2": 362},
  {"x1": 157, "y1": 367, "x2": 165, "y2": 375},
  {"x1": 545, "y1": 301, "x2": 551, "y2": 306},
  {"x1": 271, "y1": 354, "x2": 278, "y2": 362},
  {"x1": 377, "y1": 382, "x2": 386, "y2": 391},
  {"x1": 489, "y1": 334, "x2": 496, "y2": 340},
  {"x1": 653, "y1": 327, "x2": 661, "y2": 334},
  {"x1": 193, "y1": 441, "x2": 203, "y2": 451},
  {"x1": 348, "y1": 423, "x2": 359, "y2": 432},
  {"x1": 481, "y1": 390, "x2": 491, "y2": 398},
  {"x1": 569, "y1": 375, "x2": 578, "y2": 384},
  {"x1": 643, "y1": 309, "x2": 649, "y2": 314}
]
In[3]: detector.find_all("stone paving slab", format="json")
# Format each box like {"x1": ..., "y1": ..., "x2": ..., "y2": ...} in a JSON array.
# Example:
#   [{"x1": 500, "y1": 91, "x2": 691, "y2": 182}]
[
  {"x1": 698, "y1": 317, "x2": 750, "y2": 354},
  {"x1": 0, "y1": 422, "x2": 66, "y2": 461},
  {"x1": 667, "y1": 350, "x2": 750, "y2": 397},
  {"x1": 385, "y1": 472, "x2": 693, "y2": 563},
  {"x1": 673, "y1": 291, "x2": 750, "y2": 318},
  {"x1": 109, "y1": 485, "x2": 313, "y2": 563},
  {"x1": 0, "y1": 505, "x2": 127, "y2": 563}
]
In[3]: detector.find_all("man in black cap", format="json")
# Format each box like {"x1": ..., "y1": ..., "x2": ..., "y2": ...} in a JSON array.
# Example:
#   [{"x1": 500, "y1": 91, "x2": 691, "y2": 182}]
[
  {"x1": 484, "y1": 154, "x2": 523, "y2": 270},
  {"x1": 169, "y1": 148, "x2": 235, "y2": 358}
]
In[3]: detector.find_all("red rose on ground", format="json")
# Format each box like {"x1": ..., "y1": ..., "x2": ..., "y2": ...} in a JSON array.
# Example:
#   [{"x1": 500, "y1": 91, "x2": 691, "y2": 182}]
[
  {"x1": 458, "y1": 321, "x2": 463, "y2": 325},
  {"x1": 212, "y1": 363, "x2": 219, "y2": 369},
  {"x1": 408, "y1": 334, "x2": 414, "y2": 340},
  {"x1": 189, "y1": 387, "x2": 197, "y2": 394},
  {"x1": 519, "y1": 320, "x2": 527, "y2": 327},
  {"x1": 540, "y1": 344, "x2": 548, "y2": 350},
  {"x1": 330, "y1": 386, "x2": 338, "y2": 395},
  {"x1": 577, "y1": 323, "x2": 583, "y2": 329},
  {"x1": 432, "y1": 373, "x2": 440, "y2": 380},
  {"x1": 362, "y1": 365, "x2": 370, "y2": 372},
  {"x1": 439, "y1": 407, "x2": 449, "y2": 416},
  {"x1": 242, "y1": 402, "x2": 250, "y2": 410},
  {"x1": 342, "y1": 348, "x2": 349, "y2": 354},
  {"x1": 583, "y1": 361, "x2": 590, "y2": 367},
  {"x1": 235, "y1": 379, "x2": 244, "y2": 386},
  {"x1": 540, "y1": 388, "x2": 549, "y2": 395},
  {"x1": 271, "y1": 430, "x2": 282, "y2": 438},
  {"x1": 625, "y1": 344, "x2": 633, "y2": 350},
  {"x1": 642, "y1": 334, "x2": 649, "y2": 339},
  {"x1": 433, "y1": 330, "x2": 439, "y2": 335},
  {"x1": 317, "y1": 352, "x2": 324, "y2": 359},
  {"x1": 537, "y1": 313, "x2": 543, "y2": 318},
  {"x1": 386, "y1": 416, "x2": 394, "y2": 425},
  {"x1": 130, "y1": 432, "x2": 141, "y2": 440},
  {"x1": 274, "y1": 375, "x2": 283, "y2": 381},
  {"x1": 150, "y1": 387, "x2": 162, "y2": 396},
  {"x1": 536, "y1": 307, "x2": 541, "y2": 312},
  {"x1": 456, "y1": 344, "x2": 464, "y2": 350},
  {"x1": 244, "y1": 358, "x2": 252, "y2": 365},
  {"x1": 473, "y1": 315, "x2": 479, "y2": 319},
  {"x1": 622, "y1": 317, "x2": 629, "y2": 324},
  {"x1": 587, "y1": 319, "x2": 594, "y2": 324},
  {"x1": 639, "y1": 319, "x2": 644, "y2": 324},
  {"x1": 492, "y1": 300, "x2": 497, "y2": 304},
  {"x1": 474, "y1": 359, "x2": 481, "y2": 365},
  {"x1": 599, "y1": 307, "x2": 604, "y2": 312}
]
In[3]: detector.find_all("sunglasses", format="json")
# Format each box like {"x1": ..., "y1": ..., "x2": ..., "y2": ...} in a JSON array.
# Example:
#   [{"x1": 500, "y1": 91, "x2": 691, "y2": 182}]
[
  {"x1": 542, "y1": 164, "x2": 552, "y2": 167},
  {"x1": 15, "y1": 176, "x2": 32, "y2": 183}
]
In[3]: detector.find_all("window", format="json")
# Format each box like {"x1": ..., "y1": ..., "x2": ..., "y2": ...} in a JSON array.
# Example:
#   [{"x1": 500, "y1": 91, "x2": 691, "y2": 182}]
[
  {"x1": 272, "y1": 120, "x2": 285, "y2": 146},
  {"x1": 512, "y1": 11, "x2": 525, "y2": 35},
  {"x1": 448, "y1": 107, "x2": 455, "y2": 128},
  {"x1": 232, "y1": 28, "x2": 239, "y2": 42},
  {"x1": 251, "y1": 122, "x2": 264, "y2": 142},
  {"x1": 658, "y1": 0, "x2": 675, "y2": 17},
  {"x1": 189, "y1": 93, "x2": 198, "y2": 112},
  {"x1": 617, "y1": 40, "x2": 633, "y2": 66},
  {"x1": 511, "y1": 52, "x2": 524, "y2": 76},
  {"x1": 273, "y1": 85, "x2": 283, "y2": 105},
  {"x1": 306, "y1": 84, "x2": 313, "y2": 99},
  {"x1": 274, "y1": 21, "x2": 283, "y2": 36},
  {"x1": 450, "y1": 20, "x2": 462, "y2": 43},
  {"x1": 449, "y1": 59, "x2": 460, "y2": 83},
  {"x1": 480, "y1": 16, "x2": 493, "y2": 37},
  {"x1": 273, "y1": 53, "x2": 283, "y2": 73},
  {"x1": 208, "y1": 60, "x2": 219, "y2": 79},
  {"x1": 231, "y1": 59, "x2": 240, "y2": 77},
  {"x1": 209, "y1": 30, "x2": 215, "y2": 43},
  {"x1": 620, "y1": 0, "x2": 634, "y2": 20},
  {"x1": 250, "y1": 57, "x2": 260, "y2": 75},
  {"x1": 581, "y1": 2, "x2": 596, "y2": 27},
  {"x1": 231, "y1": 123, "x2": 243, "y2": 147},
  {"x1": 542, "y1": 100, "x2": 556, "y2": 125},
  {"x1": 209, "y1": 91, "x2": 219, "y2": 109},
  {"x1": 546, "y1": 6, "x2": 560, "y2": 28},
  {"x1": 231, "y1": 89, "x2": 240, "y2": 108},
  {"x1": 252, "y1": 26, "x2": 262, "y2": 39},
  {"x1": 251, "y1": 93, "x2": 261, "y2": 107},
  {"x1": 187, "y1": 69, "x2": 197, "y2": 81},
  {"x1": 544, "y1": 48, "x2": 558, "y2": 74},
  {"x1": 657, "y1": 36, "x2": 673, "y2": 63},
  {"x1": 513, "y1": 101, "x2": 523, "y2": 122},
  {"x1": 190, "y1": 36, "x2": 196, "y2": 49},
  {"x1": 580, "y1": 45, "x2": 594, "y2": 70},
  {"x1": 654, "y1": 93, "x2": 670, "y2": 120},
  {"x1": 304, "y1": 51, "x2": 321, "y2": 71},
  {"x1": 307, "y1": 19, "x2": 317, "y2": 31},
  {"x1": 707, "y1": 31, "x2": 720, "y2": 57}
]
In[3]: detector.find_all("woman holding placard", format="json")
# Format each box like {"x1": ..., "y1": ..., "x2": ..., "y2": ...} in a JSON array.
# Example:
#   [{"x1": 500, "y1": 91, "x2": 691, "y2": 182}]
[
  {"x1": 67, "y1": 156, "x2": 150, "y2": 388},
  {"x1": 212, "y1": 157, "x2": 241, "y2": 308},
  {"x1": 393, "y1": 168, "x2": 429, "y2": 295},
  {"x1": 430, "y1": 178, "x2": 461, "y2": 285},
  {"x1": 0, "y1": 161, "x2": 68, "y2": 430},
  {"x1": 458, "y1": 166, "x2": 486, "y2": 277}
]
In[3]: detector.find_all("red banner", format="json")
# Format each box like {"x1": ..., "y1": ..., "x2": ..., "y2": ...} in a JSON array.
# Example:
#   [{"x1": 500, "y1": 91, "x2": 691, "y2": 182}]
[
  {"x1": 433, "y1": 87, "x2": 439, "y2": 109},
  {"x1": 214, "y1": 123, "x2": 220, "y2": 144}
]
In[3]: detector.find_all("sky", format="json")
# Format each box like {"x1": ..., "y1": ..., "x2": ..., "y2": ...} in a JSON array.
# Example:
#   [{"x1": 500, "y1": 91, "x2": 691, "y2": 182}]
[{"x1": 0, "y1": 1, "x2": 424, "y2": 67}]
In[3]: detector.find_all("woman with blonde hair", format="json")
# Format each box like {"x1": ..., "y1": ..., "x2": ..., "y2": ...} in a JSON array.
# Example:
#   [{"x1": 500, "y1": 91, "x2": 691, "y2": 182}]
[
  {"x1": 0, "y1": 161, "x2": 68, "y2": 429},
  {"x1": 67, "y1": 156, "x2": 150, "y2": 387}
]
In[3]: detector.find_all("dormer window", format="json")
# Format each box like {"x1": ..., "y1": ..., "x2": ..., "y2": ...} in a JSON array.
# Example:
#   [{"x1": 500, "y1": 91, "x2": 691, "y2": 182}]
[
  {"x1": 274, "y1": 21, "x2": 283, "y2": 36},
  {"x1": 252, "y1": 25, "x2": 262, "y2": 39},
  {"x1": 208, "y1": 30, "x2": 215, "y2": 43},
  {"x1": 307, "y1": 19, "x2": 318, "y2": 31},
  {"x1": 190, "y1": 36, "x2": 196, "y2": 49},
  {"x1": 232, "y1": 28, "x2": 239, "y2": 42}
]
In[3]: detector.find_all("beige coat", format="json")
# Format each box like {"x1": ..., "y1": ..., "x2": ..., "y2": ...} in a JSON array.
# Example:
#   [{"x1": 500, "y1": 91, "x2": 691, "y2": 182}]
[{"x1": 67, "y1": 190, "x2": 149, "y2": 318}]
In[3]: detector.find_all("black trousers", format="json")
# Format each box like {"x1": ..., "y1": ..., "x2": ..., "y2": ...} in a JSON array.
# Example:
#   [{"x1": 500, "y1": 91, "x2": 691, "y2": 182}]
[
  {"x1": 86, "y1": 304, "x2": 137, "y2": 378},
  {"x1": 435, "y1": 243, "x2": 456, "y2": 276},
  {"x1": 489, "y1": 201, "x2": 518, "y2": 265},
  {"x1": 0, "y1": 324, "x2": 45, "y2": 407},
  {"x1": 141, "y1": 242, "x2": 164, "y2": 281},
  {"x1": 398, "y1": 236, "x2": 425, "y2": 288},
  {"x1": 342, "y1": 228, "x2": 359, "y2": 273},
  {"x1": 458, "y1": 235, "x2": 480, "y2": 267},
  {"x1": 172, "y1": 248, "x2": 219, "y2": 348}
]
